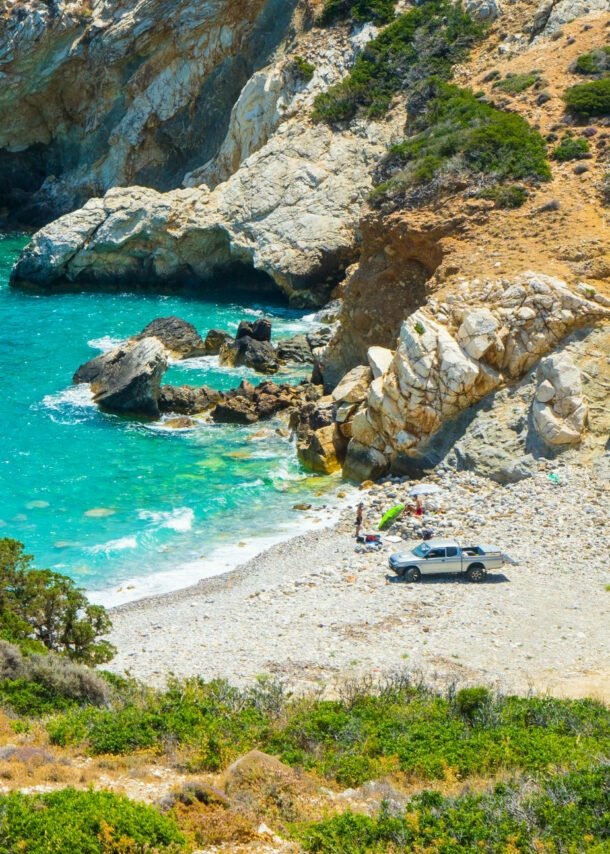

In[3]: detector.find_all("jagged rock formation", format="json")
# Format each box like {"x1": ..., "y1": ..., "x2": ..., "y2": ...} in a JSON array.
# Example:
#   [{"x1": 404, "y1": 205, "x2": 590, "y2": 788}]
[
  {"x1": 341, "y1": 273, "x2": 610, "y2": 480},
  {"x1": 0, "y1": 0, "x2": 300, "y2": 225}
]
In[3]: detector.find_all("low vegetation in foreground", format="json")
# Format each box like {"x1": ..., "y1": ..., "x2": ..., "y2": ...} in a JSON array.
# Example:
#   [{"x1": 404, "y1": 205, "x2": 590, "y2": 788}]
[{"x1": 0, "y1": 661, "x2": 609, "y2": 850}]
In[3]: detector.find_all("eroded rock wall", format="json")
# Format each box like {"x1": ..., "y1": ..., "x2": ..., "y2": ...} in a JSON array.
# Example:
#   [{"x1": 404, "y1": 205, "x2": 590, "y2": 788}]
[
  {"x1": 0, "y1": 0, "x2": 299, "y2": 225},
  {"x1": 10, "y1": 110, "x2": 406, "y2": 304}
]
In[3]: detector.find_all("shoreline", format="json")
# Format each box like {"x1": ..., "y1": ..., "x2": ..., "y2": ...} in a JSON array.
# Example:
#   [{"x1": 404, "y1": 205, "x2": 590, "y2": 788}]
[{"x1": 104, "y1": 459, "x2": 610, "y2": 703}]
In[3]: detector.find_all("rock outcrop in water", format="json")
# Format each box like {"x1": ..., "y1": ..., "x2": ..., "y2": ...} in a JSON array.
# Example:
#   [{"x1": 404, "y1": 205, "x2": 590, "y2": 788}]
[{"x1": 73, "y1": 337, "x2": 167, "y2": 417}]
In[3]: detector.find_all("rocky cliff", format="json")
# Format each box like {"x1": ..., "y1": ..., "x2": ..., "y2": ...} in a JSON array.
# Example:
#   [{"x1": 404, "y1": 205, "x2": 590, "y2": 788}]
[
  {"x1": 0, "y1": 0, "x2": 302, "y2": 225},
  {"x1": 6, "y1": 0, "x2": 610, "y2": 480}
]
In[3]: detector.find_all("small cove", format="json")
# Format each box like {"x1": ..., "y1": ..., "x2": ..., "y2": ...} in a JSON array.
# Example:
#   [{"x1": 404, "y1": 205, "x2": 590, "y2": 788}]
[{"x1": 0, "y1": 234, "x2": 348, "y2": 606}]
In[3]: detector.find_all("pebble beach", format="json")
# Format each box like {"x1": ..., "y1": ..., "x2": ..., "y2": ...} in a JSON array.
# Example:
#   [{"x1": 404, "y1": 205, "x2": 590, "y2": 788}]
[{"x1": 106, "y1": 458, "x2": 610, "y2": 702}]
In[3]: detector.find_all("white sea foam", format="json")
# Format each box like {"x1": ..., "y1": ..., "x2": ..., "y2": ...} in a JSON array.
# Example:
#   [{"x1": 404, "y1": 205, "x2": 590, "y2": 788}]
[
  {"x1": 87, "y1": 489, "x2": 355, "y2": 608},
  {"x1": 138, "y1": 507, "x2": 194, "y2": 532},
  {"x1": 87, "y1": 484, "x2": 358, "y2": 607},
  {"x1": 88, "y1": 535, "x2": 138, "y2": 555},
  {"x1": 39, "y1": 385, "x2": 96, "y2": 423},
  {"x1": 88, "y1": 336, "x2": 123, "y2": 352}
]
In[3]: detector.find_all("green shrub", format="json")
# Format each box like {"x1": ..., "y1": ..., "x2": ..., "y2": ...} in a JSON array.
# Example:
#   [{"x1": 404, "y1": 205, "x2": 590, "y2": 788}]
[
  {"x1": 574, "y1": 46, "x2": 610, "y2": 75},
  {"x1": 479, "y1": 184, "x2": 528, "y2": 208},
  {"x1": 455, "y1": 686, "x2": 491, "y2": 720},
  {"x1": 552, "y1": 136, "x2": 590, "y2": 161},
  {"x1": 0, "y1": 788, "x2": 185, "y2": 853},
  {"x1": 564, "y1": 77, "x2": 610, "y2": 116},
  {"x1": 298, "y1": 765, "x2": 610, "y2": 853},
  {"x1": 492, "y1": 70, "x2": 541, "y2": 95},
  {"x1": 45, "y1": 677, "x2": 610, "y2": 787},
  {"x1": 373, "y1": 81, "x2": 550, "y2": 208},
  {"x1": 313, "y1": 0, "x2": 484, "y2": 123},
  {"x1": 0, "y1": 538, "x2": 115, "y2": 665},
  {"x1": 317, "y1": 0, "x2": 396, "y2": 27},
  {"x1": 292, "y1": 55, "x2": 316, "y2": 82}
]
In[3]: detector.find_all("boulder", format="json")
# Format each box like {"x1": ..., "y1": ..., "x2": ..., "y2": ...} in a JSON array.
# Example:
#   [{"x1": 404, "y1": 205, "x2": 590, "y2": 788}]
[
  {"x1": 276, "y1": 334, "x2": 313, "y2": 364},
  {"x1": 297, "y1": 424, "x2": 343, "y2": 474},
  {"x1": 204, "y1": 329, "x2": 234, "y2": 355},
  {"x1": 342, "y1": 440, "x2": 389, "y2": 483},
  {"x1": 236, "y1": 318, "x2": 272, "y2": 342},
  {"x1": 464, "y1": 0, "x2": 502, "y2": 21},
  {"x1": 158, "y1": 385, "x2": 222, "y2": 415},
  {"x1": 219, "y1": 336, "x2": 279, "y2": 374},
  {"x1": 332, "y1": 365, "x2": 373, "y2": 405},
  {"x1": 223, "y1": 749, "x2": 313, "y2": 821},
  {"x1": 133, "y1": 316, "x2": 206, "y2": 359},
  {"x1": 73, "y1": 338, "x2": 167, "y2": 418},
  {"x1": 164, "y1": 417, "x2": 197, "y2": 429},
  {"x1": 532, "y1": 353, "x2": 587, "y2": 445},
  {"x1": 367, "y1": 346, "x2": 393, "y2": 380}
]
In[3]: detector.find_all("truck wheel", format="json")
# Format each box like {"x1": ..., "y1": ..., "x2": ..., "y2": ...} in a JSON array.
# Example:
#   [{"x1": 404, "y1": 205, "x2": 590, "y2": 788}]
[
  {"x1": 467, "y1": 564, "x2": 486, "y2": 583},
  {"x1": 405, "y1": 567, "x2": 421, "y2": 583}
]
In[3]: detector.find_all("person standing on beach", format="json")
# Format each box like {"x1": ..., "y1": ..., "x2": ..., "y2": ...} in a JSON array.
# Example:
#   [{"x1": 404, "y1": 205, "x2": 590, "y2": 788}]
[{"x1": 355, "y1": 503, "x2": 364, "y2": 538}]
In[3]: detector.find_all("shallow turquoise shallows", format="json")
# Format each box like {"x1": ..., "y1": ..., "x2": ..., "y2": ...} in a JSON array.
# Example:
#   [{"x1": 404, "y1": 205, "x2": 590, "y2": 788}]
[{"x1": 0, "y1": 234, "x2": 344, "y2": 605}]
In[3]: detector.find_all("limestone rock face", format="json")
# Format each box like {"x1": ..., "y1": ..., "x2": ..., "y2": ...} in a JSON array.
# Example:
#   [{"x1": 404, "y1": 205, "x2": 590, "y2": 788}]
[
  {"x1": 532, "y1": 353, "x2": 587, "y2": 445},
  {"x1": 73, "y1": 337, "x2": 167, "y2": 417},
  {"x1": 11, "y1": 104, "x2": 404, "y2": 304},
  {"x1": 185, "y1": 24, "x2": 362, "y2": 189},
  {"x1": 527, "y1": 0, "x2": 609, "y2": 39},
  {"x1": 0, "y1": 0, "x2": 299, "y2": 224},
  {"x1": 343, "y1": 272, "x2": 610, "y2": 480}
]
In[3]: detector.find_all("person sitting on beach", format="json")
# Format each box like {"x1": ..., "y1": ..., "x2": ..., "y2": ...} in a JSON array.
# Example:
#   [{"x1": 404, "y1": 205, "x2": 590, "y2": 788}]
[{"x1": 404, "y1": 497, "x2": 424, "y2": 517}]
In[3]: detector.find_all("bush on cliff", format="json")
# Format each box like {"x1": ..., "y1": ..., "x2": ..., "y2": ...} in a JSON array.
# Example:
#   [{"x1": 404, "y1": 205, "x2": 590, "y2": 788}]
[
  {"x1": 0, "y1": 538, "x2": 115, "y2": 666},
  {"x1": 46, "y1": 674, "x2": 610, "y2": 789},
  {"x1": 312, "y1": 0, "x2": 484, "y2": 122},
  {"x1": 0, "y1": 639, "x2": 109, "y2": 715},
  {"x1": 317, "y1": 0, "x2": 396, "y2": 26},
  {"x1": 573, "y1": 46, "x2": 610, "y2": 75},
  {"x1": 370, "y1": 81, "x2": 550, "y2": 208},
  {"x1": 564, "y1": 76, "x2": 610, "y2": 116}
]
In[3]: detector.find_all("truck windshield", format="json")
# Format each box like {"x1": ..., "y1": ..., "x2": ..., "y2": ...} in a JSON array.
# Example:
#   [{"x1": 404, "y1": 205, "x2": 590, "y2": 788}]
[{"x1": 412, "y1": 544, "x2": 430, "y2": 557}]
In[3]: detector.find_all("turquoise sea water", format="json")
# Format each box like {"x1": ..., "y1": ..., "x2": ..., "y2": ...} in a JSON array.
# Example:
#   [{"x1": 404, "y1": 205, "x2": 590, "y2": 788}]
[{"x1": 0, "y1": 234, "x2": 346, "y2": 605}]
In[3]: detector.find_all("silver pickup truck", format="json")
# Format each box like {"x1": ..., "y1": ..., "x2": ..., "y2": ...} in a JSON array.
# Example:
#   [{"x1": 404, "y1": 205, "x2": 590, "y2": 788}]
[{"x1": 388, "y1": 538, "x2": 504, "y2": 582}]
